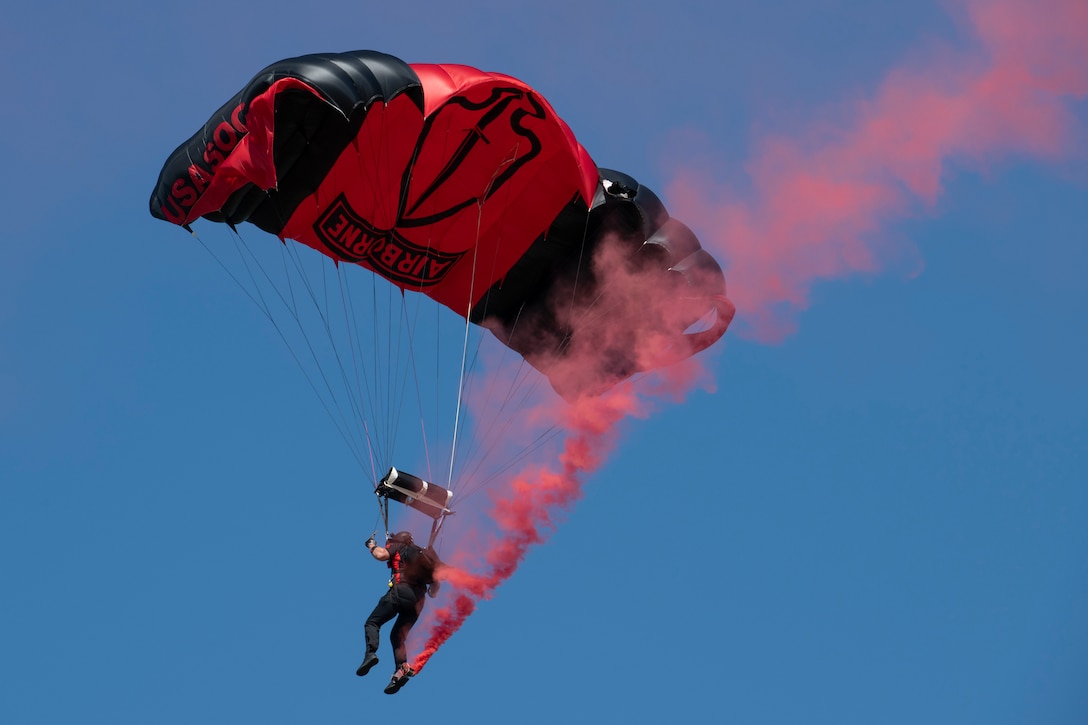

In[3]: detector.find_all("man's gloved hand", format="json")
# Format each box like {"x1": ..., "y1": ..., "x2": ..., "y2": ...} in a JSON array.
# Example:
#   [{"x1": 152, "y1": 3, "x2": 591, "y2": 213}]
[
  {"x1": 365, "y1": 536, "x2": 376, "y2": 551},
  {"x1": 427, "y1": 581, "x2": 441, "y2": 598}
]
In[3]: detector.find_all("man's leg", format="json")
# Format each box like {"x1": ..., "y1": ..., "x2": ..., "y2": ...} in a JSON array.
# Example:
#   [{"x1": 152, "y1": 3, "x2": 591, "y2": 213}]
[
  {"x1": 383, "y1": 592, "x2": 423, "y2": 694},
  {"x1": 389, "y1": 605, "x2": 420, "y2": 667},
  {"x1": 358, "y1": 591, "x2": 397, "y2": 676}
]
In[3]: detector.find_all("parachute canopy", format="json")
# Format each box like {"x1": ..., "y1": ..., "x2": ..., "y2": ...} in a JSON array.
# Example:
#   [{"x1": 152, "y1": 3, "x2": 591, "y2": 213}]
[{"x1": 150, "y1": 50, "x2": 733, "y2": 399}]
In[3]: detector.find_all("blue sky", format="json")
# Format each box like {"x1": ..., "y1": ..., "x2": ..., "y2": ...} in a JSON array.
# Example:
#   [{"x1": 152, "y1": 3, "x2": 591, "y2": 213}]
[{"x1": 2, "y1": 2, "x2": 1086, "y2": 724}]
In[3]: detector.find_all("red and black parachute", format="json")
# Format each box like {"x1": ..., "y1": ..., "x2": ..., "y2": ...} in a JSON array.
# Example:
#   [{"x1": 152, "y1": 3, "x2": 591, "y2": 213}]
[{"x1": 150, "y1": 50, "x2": 733, "y2": 399}]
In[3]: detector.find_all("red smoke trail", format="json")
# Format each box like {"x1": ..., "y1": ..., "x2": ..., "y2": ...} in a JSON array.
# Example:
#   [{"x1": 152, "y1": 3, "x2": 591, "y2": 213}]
[
  {"x1": 411, "y1": 388, "x2": 646, "y2": 672},
  {"x1": 409, "y1": 226, "x2": 718, "y2": 673},
  {"x1": 413, "y1": 0, "x2": 1087, "y2": 674},
  {"x1": 409, "y1": 231, "x2": 716, "y2": 672},
  {"x1": 666, "y1": 0, "x2": 1087, "y2": 341}
]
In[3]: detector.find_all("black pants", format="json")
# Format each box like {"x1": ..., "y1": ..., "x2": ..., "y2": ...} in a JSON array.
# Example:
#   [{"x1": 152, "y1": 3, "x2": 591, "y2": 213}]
[{"x1": 365, "y1": 583, "x2": 425, "y2": 667}]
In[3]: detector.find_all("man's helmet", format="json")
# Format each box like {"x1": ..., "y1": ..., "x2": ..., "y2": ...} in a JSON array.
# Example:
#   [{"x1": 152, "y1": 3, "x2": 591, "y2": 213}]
[{"x1": 386, "y1": 531, "x2": 414, "y2": 546}]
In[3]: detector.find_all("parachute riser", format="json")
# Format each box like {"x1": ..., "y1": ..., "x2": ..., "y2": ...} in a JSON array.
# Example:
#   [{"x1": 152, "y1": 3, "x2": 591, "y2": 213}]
[
  {"x1": 426, "y1": 513, "x2": 448, "y2": 550},
  {"x1": 377, "y1": 494, "x2": 391, "y2": 539}
]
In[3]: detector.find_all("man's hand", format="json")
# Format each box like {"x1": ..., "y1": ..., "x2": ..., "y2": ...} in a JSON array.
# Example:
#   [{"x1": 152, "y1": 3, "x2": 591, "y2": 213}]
[
  {"x1": 427, "y1": 581, "x2": 441, "y2": 598},
  {"x1": 365, "y1": 536, "x2": 376, "y2": 551}
]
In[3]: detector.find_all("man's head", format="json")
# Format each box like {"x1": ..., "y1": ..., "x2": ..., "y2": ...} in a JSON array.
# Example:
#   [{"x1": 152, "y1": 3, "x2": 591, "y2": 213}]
[{"x1": 386, "y1": 531, "x2": 414, "y2": 546}]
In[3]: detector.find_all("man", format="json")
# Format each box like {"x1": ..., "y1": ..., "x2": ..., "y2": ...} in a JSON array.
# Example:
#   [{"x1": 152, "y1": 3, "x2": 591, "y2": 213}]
[{"x1": 356, "y1": 530, "x2": 441, "y2": 694}]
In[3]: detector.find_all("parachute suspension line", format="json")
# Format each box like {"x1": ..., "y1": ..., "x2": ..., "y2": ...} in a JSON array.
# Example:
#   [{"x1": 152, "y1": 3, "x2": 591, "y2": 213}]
[
  {"x1": 361, "y1": 419, "x2": 379, "y2": 495},
  {"x1": 369, "y1": 280, "x2": 389, "y2": 466},
  {"x1": 553, "y1": 209, "x2": 596, "y2": 362},
  {"x1": 458, "y1": 438, "x2": 561, "y2": 502},
  {"x1": 256, "y1": 223, "x2": 394, "y2": 480},
  {"x1": 339, "y1": 111, "x2": 414, "y2": 483},
  {"x1": 368, "y1": 495, "x2": 386, "y2": 542},
  {"x1": 382, "y1": 270, "x2": 411, "y2": 471},
  {"x1": 377, "y1": 494, "x2": 390, "y2": 539},
  {"x1": 427, "y1": 511, "x2": 446, "y2": 550},
  {"x1": 454, "y1": 302, "x2": 548, "y2": 483},
  {"x1": 448, "y1": 280, "x2": 561, "y2": 503},
  {"x1": 439, "y1": 140, "x2": 571, "y2": 504},
  {"x1": 428, "y1": 292, "x2": 442, "y2": 486},
  {"x1": 353, "y1": 266, "x2": 394, "y2": 468},
  {"x1": 335, "y1": 266, "x2": 382, "y2": 486},
  {"x1": 263, "y1": 239, "x2": 372, "y2": 472},
  {"x1": 383, "y1": 285, "x2": 415, "y2": 469},
  {"x1": 367, "y1": 281, "x2": 423, "y2": 480},
  {"x1": 367, "y1": 274, "x2": 390, "y2": 466},
  {"x1": 443, "y1": 163, "x2": 562, "y2": 503},
  {"x1": 379, "y1": 284, "x2": 404, "y2": 478},
  {"x1": 445, "y1": 140, "x2": 524, "y2": 495},
  {"x1": 404, "y1": 118, "x2": 468, "y2": 496},
  {"x1": 398, "y1": 288, "x2": 435, "y2": 484},
  {"x1": 448, "y1": 286, "x2": 521, "y2": 490},
  {"x1": 279, "y1": 240, "x2": 373, "y2": 463},
  {"x1": 444, "y1": 329, "x2": 488, "y2": 486},
  {"x1": 463, "y1": 186, "x2": 635, "y2": 492},
  {"x1": 439, "y1": 131, "x2": 502, "y2": 492},
  {"x1": 348, "y1": 249, "x2": 408, "y2": 474},
  {"x1": 189, "y1": 226, "x2": 369, "y2": 472},
  {"x1": 443, "y1": 148, "x2": 520, "y2": 476},
  {"x1": 280, "y1": 234, "x2": 409, "y2": 478},
  {"x1": 240, "y1": 207, "x2": 372, "y2": 473},
  {"x1": 188, "y1": 227, "x2": 274, "y2": 321},
  {"x1": 375, "y1": 107, "x2": 412, "y2": 475},
  {"x1": 379, "y1": 282, "x2": 393, "y2": 461},
  {"x1": 236, "y1": 200, "x2": 371, "y2": 463},
  {"x1": 455, "y1": 315, "x2": 561, "y2": 503},
  {"x1": 450, "y1": 195, "x2": 598, "y2": 501},
  {"x1": 445, "y1": 201, "x2": 483, "y2": 495}
]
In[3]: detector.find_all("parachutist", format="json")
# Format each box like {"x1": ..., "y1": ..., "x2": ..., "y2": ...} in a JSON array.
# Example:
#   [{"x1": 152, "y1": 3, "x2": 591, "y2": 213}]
[{"x1": 356, "y1": 530, "x2": 443, "y2": 693}]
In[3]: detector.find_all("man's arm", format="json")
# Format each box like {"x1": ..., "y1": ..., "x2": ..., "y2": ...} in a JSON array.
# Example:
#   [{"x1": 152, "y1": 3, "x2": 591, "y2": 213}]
[
  {"x1": 427, "y1": 554, "x2": 444, "y2": 598},
  {"x1": 366, "y1": 536, "x2": 391, "y2": 561}
]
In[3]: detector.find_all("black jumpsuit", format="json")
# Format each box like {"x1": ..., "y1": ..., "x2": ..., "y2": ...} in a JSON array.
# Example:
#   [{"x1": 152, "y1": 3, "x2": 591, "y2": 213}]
[{"x1": 364, "y1": 542, "x2": 434, "y2": 667}]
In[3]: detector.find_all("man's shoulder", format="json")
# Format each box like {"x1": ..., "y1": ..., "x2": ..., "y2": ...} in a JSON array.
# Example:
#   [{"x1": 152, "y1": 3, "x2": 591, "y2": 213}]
[{"x1": 394, "y1": 542, "x2": 422, "y2": 557}]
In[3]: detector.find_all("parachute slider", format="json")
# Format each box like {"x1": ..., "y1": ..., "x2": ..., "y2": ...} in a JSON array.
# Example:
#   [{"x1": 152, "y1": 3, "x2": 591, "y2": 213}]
[{"x1": 376, "y1": 467, "x2": 453, "y2": 521}]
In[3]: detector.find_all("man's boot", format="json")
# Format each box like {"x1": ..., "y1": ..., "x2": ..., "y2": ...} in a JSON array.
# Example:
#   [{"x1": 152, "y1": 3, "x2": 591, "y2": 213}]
[
  {"x1": 356, "y1": 653, "x2": 379, "y2": 677},
  {"x1": 383, "y1": 663, "x2": 414, "y2": 694}
]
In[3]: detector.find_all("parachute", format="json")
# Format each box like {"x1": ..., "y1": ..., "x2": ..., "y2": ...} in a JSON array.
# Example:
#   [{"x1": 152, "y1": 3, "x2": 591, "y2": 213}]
[{"x1": 149, "y1": 50, "x2": 733, "y2": 402}]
